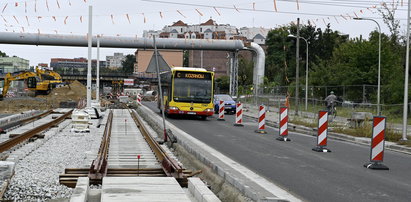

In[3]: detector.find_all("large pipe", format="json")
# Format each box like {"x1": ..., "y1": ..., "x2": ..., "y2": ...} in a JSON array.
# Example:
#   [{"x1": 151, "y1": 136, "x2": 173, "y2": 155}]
[
  {"x1": 0, "y1": 32, "x2": 265, "y2": 94},
  {"x1": 0, "y1": 32, "x2": 244, "y2": 50},
  {"x1": 248, "y1": 42, "x2": 266, "y2": 100}
]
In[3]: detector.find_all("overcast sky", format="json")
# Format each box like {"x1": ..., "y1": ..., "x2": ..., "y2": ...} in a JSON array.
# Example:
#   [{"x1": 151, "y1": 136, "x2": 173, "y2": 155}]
[{"x1": 0, "y1": 0, "x2": 408, "y2": 66}]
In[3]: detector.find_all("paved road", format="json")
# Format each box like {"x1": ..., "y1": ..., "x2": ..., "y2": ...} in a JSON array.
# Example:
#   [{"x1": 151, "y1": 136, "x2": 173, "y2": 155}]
[{"x1": 144, "y1": 102, "x2": 411, "y2": 202}]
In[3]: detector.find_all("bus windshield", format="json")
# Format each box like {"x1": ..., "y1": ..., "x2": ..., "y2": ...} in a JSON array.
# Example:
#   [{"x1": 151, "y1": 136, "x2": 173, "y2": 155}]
[{"x1": 173, "y1": 77, "x2": 212, "y2": 103}]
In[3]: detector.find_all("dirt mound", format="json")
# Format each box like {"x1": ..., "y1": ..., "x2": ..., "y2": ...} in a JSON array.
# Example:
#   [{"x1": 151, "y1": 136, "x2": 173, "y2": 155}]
[
  {"x1": 37, "y1": 80, "x2": 87, "y2": 102},
  {"x1": 0, "y1": 80, "x2": 90, "y2": 113}
]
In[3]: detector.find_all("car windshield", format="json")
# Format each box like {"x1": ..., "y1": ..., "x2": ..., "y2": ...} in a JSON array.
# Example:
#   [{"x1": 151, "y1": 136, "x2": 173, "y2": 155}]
[
  {"x1": 173, "y1": 77, "x2": 212, "y2": 103},
  {"x1": 215, "y1": 95, "x2": 233, "y2": 101}
]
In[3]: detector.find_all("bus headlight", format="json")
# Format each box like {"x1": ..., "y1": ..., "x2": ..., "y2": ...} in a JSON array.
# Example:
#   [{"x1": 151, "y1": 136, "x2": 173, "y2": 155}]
[
  {"x1": 204, "y1": 108, "x2": 214, "y2": 112},
  {"x1": 169, "y1": 106, "x2": 179, "y2": 110}
]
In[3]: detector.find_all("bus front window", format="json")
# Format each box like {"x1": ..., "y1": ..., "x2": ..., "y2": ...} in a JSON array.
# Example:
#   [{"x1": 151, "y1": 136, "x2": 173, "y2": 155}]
[{"x1": 173, "y1": 78, "x2": 212, "y2": 103}]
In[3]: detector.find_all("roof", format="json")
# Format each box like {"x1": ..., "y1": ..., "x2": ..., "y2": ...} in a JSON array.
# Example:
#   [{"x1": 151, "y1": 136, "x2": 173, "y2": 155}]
[
  {"x1": 171, "y1": 20, "x2": 188, "y2": 27},
  {"x1": 204, "y1": 29, "x2": 213, "y2": 33},
  {"x1": 172, "y1": 67, "x2": 208, "y2": 72},
  {"x1": 170, "y1": 29, "x2": 178, "y2": 33},
  {"x1": 253, "y1": 34, "x2": 265, "y2": 40},
  {"x1": 200, "y1": 19, "x2": 216, "y2": 26}
]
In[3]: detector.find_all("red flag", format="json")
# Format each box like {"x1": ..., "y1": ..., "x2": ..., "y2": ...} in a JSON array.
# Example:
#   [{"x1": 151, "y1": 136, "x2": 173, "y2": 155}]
[
  {"x1": 274, "y1": 0, "x2": 278, "y2": 12},
  {"x1": 25, "y1": 16, "x2": 29, "y2": 26},
  {"x1": 2, "y1": 3, "x2": 8, "y2": 13},
  {"x1": 126, "y1": 14, "x2": 131, "y2": 24},
  {"x1": 1, "y1": 15, "x2": 8, "y2": 23},
  {"x1": 13, "y1": 16, "x2": 19, "y2": 24},
  {"x1": 64, "y1": 16, "x2": 68, "y2": 24},
  {"x1": 52, "y1": 16, "x2": 56, "y2": 21},
  {"x1": 233, "y1": 5, "x2": 240, "y2": 12},
  {"x1": 213, "y1": 7, "x2": 221, "y2": 16},
  {"x1": 159, "y1": 12, "x2": 163, "y2": 18},
  {"x1": 177, "y1": 10, "x2": 186, "y2": 18},
  {"x1": 25, "y1": 1, "x2": 27, "y2": 13},
  {"x1": 195, "y1": 9, "x2": 203, "y2": 16},
  {"x1": 15, "y1": 2, "x2": 18, "y2": 7},
  {"x1": 111, "y1": 14, "x2": 114, "y2": 24},
  {"x1": 56, "y1": 0, "x2": 60, "y2": 9},
  {"x1": 46, "y1": 0, "x2": 49, "y2": 11}
]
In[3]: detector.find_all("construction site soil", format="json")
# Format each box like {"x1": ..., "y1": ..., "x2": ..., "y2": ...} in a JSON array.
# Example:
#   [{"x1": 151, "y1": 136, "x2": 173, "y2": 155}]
[{"x1": 0, "y1": 80, "x2": 91, "y2": 113}]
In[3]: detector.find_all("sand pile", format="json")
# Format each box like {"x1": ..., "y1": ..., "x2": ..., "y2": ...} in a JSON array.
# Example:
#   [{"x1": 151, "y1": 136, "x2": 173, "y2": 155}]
[{"x1": 0, "y1": 81, "x2": 89, "y2": 113}]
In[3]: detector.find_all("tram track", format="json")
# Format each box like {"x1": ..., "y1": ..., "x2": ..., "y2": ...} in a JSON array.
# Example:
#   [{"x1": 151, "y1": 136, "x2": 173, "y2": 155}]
[
  {"x1": 0, "y1": 110, "x2": 73, "y2": 153},
  {"x1": 59, "y1": 108, "x2": 196, "y2": 188}
]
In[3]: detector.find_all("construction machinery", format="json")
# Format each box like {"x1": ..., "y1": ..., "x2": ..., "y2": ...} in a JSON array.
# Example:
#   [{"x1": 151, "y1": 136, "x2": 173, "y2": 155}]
[{"x1": 0, "y1": 68, "x2": 63, "y2": 100}]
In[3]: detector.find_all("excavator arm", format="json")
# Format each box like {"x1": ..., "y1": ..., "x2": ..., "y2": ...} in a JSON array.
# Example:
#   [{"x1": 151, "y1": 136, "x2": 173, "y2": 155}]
[{"x1": 0, "y1": 71, "x2": 38, "y2": 100}]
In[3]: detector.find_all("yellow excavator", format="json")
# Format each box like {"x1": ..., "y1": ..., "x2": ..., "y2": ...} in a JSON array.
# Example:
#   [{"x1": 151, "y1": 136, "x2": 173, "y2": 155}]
[{"x1": 0, "y1": 68, "x2": 63, "y2": 100}]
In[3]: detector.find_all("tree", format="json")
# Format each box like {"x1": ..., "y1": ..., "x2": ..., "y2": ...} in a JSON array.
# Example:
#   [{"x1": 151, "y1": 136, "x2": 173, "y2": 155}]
[
  {"x1": 121, "y1": 54, "x2": 136, "y2": 73},
  {"x1": 183, "y1": 50, "x2": 189, "y2": 67},
  {"x1": 378, "y1": 1, "x2": 401, "y2": 42},
  {"x1": 215, "y1": 76, "x2": 229, "y2": 93},
  {"x1": 0, "y1": 51, "x2": 7, "y2": 57}
]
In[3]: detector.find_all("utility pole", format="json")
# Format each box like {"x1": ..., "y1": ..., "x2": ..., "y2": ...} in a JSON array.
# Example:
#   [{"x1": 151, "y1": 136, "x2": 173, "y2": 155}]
[
  {"x1": 295, "y1": 18, "x2": 300, "y2": 116},
  {"x1": 86, "y1": 5, "x2": 92, "y2": 108},
  {"x1": 402, "y1": 0, "x2": 411, "y2": 141},
  {"x1": 96, "y1": 36, "x2": 100, "y2": 102}
]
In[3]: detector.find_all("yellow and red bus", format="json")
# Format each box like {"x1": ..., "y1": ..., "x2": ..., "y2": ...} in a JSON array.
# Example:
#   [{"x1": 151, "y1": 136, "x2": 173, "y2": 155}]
[{"x1": 159, "y1": 67, "x2": 214, "y2": 120}]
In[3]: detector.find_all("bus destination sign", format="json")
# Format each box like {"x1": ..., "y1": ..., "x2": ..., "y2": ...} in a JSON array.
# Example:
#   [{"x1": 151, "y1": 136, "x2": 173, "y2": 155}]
[{"x1": 175, "y1": 71, "x2": 211, "y2": 79}]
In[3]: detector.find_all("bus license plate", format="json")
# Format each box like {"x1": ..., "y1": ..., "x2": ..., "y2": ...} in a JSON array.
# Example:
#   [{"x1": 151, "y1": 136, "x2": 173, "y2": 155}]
[{"x1": 187, "y1": 112, "x2": 196, "y2": 115}]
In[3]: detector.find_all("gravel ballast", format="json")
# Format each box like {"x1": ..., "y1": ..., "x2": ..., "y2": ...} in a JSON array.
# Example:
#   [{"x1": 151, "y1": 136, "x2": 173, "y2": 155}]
[{"x1": 3, "y1": 119, "x2": 102, "y2": 201}]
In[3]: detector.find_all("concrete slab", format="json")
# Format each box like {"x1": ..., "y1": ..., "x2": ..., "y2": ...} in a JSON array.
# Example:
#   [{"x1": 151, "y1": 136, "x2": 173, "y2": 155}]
[
  {"x1": 101, "y1": 177, "x2": 191, "y2": 202},
  {"x1": 188, "y1": 178, "x2": 220, "y2": 202},
  {"x1": 70, "y1": 177, "x2": 89, "y2": 202}
]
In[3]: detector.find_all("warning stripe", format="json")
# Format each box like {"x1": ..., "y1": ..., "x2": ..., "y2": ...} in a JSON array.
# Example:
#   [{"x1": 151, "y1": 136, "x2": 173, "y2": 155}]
[{"x1": 280, "y1": 107, "x2": 288, "y2": 136}]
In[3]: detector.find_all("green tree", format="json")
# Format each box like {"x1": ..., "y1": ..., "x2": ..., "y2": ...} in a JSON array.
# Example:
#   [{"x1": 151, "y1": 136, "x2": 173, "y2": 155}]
[
  {"x1": 215, "y1": 75, "x2": 229, "y2": 93},
  {"x1": 121, "y1": 54, "x2": 136, "y2": 73},
  {"x1": 183, "y1": 50, "x2": 189, "y2": 67},
  {"x1": 0, "y1": 51, "x2": 7, "y2": 57}
]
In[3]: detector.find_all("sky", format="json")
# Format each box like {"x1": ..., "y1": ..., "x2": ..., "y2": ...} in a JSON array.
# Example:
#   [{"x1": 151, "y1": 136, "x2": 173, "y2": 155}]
[{"x1": 0, "y1": 0, "x2": 408, "y2": 66}]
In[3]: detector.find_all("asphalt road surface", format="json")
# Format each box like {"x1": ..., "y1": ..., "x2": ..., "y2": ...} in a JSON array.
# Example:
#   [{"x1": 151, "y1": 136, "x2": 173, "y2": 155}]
[{"x1": 144, "y1": 102, "x2": 411, "y2": 202}]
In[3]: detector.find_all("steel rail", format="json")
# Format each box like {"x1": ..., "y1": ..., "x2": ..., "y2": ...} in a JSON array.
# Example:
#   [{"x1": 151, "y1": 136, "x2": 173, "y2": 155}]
[
  {"x1": 88, "y1": 110, "x2": 113, "y2": 180},
  {"x1": 129, "y1": 110, "x2": 187, "y2": 185},
  {"x1": 0, "y1": 110, "x2": 72, "y2": 153}
]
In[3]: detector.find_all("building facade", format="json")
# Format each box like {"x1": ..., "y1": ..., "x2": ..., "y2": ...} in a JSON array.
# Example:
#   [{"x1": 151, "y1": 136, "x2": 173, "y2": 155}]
[
  {"x1": 50, "y1": 58, "x2": 107, "y2": 74},
  {"x1": 142, "y1": 19, "x2": 268, "y2": 78},
  {"x1": 135, "y1": 49, "x2": 183, "y2": 77},
  {"x1": 106, "y1": 53, "x2": 126, "y2": 69},
  {"x1": 0, "y1": 56, "x2": 29, "y2": 74}
]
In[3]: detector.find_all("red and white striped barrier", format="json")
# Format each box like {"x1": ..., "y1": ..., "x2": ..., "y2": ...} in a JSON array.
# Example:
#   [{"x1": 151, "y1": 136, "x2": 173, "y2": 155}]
[
  {"x1": 217, "y1": 100, "x2": 225, "y2": 121},
  {"x1": 276, "y1": 107, "x2": 290, "y2": 141},
  {"x1": 137, "y1": 94, "x2": 142, "y2": 105},
  {"x1": 364, "y1": 116, "x2": 389, "y2": 170},
  {"x1": 234, "y1": 103, "x2": 243, "y2": 126},
  {"x1": 255, "y1": 105, "x2": 267, "y2": 134},
  {"x1": 154, "y1": 95, "x2": 158, "y2": 102},
  {"x1": 312, "y1": 111, "x2": 331, "y2": 152}
]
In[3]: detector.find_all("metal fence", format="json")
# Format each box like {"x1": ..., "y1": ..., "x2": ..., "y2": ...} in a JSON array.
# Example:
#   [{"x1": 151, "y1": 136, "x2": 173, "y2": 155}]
[{"x1": 237, "y1": 84, "x2": 409, "y2": 120}]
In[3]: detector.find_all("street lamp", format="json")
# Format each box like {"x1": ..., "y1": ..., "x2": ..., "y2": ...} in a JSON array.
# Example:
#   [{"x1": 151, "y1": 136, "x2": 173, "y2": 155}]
[
  {"x1": 354, "y1": 17, "x2": 381, "y2": 115},
  {"x1": 289, "y1": 34, "x2": 309, "y2": 111}
]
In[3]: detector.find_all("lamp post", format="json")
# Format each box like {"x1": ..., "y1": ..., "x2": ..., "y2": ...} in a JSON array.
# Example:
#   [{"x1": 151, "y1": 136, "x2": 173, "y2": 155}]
[
  {"x1": 289, "y1": 35, "x2": 309, "y2": 111},
  {"x1": 354, "y1": 17, "x2": 381, "y2": 116}
]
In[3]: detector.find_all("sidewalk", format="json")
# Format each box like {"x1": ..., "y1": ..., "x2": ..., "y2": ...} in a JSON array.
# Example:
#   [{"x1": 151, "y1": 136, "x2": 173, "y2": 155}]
[
  {"x1": 242, "y1": 104, "x2": 411, "y2": 134},
  {"x1": 242, "y1": 104, "x2": 411, "y2": 155}
]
